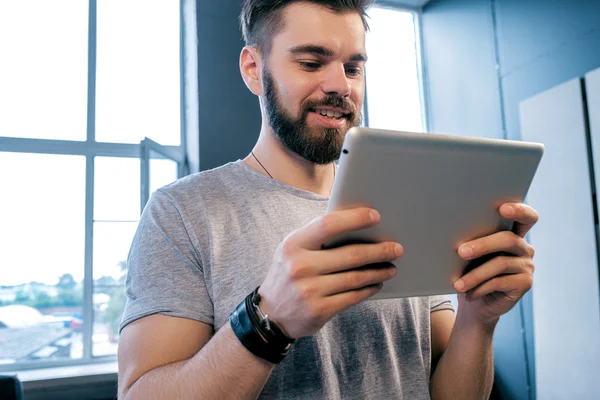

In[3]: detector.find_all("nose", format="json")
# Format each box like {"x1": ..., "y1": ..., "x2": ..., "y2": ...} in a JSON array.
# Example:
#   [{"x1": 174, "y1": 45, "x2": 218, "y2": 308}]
[{"x1": 321, "y1": 63, "x2": 351, "y2": 98}]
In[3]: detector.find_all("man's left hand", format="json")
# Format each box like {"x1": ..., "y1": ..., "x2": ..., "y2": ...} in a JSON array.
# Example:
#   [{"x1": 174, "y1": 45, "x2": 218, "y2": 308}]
[{"x1": 452, "y1": 203, "x2": 539, "y2": 325}]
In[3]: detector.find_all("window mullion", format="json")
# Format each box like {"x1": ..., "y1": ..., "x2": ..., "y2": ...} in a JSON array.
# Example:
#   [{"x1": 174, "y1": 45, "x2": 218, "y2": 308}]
[
  {"x1": 83, "y1": 154, "x2": 95, "y2": 362},
  {"x1": 413, "y1": 10, "x2": 429, "y2": 133},
  {"x1": 363, "y1": 65, "x2": 370, "y2": 128},
  {"x1": 87, "y1": 0, "x2": 97, "y2": 144},
  {"x1": 82, "y1": 0, "x2": 98, "y2": 362},
  {"x1": 179, "y1": 0, "x2": 186, "y2": 155}
]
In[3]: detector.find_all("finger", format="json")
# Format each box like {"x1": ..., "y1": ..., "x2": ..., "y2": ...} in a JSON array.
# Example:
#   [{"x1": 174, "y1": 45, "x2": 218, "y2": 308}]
[
  {"x1": 499, "y1": 203, "x2": 539, "y2": 238},
  {"x1": 454, "y1": 256, "x2": 534, "y2": 293},
  {"x1": 315, "y1": 241, "x2": 403, "y2": 274},
  {"x1": 458, "y1": 231, "x2": 534, "y2": 260},
  {"x1": 466, "y1": 273, "x2": 533, "y2": 301},
  {"x1": 321, "y1": 283, "x2": 384, "y2": 316},
  {"x1": 314, "y1": 264, "x2": 397, "y2": 296},
  {"x1": 288, "y1": 207, "x2": 381, "y2": 250},
  {"x1": 289, "y1": 208, "x2": 381, "y2": 250}
]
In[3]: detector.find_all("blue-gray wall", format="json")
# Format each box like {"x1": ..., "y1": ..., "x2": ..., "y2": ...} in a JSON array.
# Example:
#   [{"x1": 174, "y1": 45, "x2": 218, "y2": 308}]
[
  {"x1": 196, "y1": 0, "x2": 261, "y2": 171},
  {"x1": 422, "y1": 0, "x2": 600, "y2": 398},
  {"x1": 421, "y1": 0, "x2": 504, "y2": 138}
]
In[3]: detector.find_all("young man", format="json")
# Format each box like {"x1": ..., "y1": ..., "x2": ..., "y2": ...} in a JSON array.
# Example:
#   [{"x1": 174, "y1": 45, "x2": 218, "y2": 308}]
[{"x1": 117, "y1": 1, "x2": 538, "y2": 399}]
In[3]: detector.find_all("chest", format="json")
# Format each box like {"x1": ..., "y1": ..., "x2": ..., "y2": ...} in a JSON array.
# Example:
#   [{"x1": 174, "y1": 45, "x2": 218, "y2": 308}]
[{"x1": 202, "y1": 200, "x2": 323, "y2": 329}]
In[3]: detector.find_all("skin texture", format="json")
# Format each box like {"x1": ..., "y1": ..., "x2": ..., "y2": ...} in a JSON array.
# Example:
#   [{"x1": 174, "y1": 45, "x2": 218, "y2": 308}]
[{"x1": 118, "y1": 3, "x2": 539, "y2": 400}]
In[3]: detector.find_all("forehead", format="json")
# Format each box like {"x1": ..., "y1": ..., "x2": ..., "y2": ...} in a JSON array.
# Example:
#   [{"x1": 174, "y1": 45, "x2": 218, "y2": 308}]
[{"x1": 270, "y1": 2, "x2": 366, "y2": 57}]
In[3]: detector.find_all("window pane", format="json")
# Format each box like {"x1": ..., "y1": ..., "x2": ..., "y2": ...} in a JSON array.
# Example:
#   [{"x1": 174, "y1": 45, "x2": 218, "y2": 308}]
[
  {"x1": 93, "y1": 222, "x2": 138, "y2": 281},
  {"x1": 92, "y1": 285, "x2": 124, "y2": 357},
  {"x1": 0, "y1": 153, "x2": 85, "y2": 364},
  {"x1": 0, "y1": 1, "x2": 88, "y2": 141},
  {"x1": 150, "y1": 152, "x2": 179, "y2": 195},
  {"x1": 94, "y1": 157, "x2": 140, "y2": 221},
  {"x1": 95, "y1": 0, "x2": 181, "y2": 146},
  {"x1": 366, "y1": 9, "x2": 423, "y2": 132},
  {"x1": 92, "y1": 222, "x2": 137, "y2": 357}
]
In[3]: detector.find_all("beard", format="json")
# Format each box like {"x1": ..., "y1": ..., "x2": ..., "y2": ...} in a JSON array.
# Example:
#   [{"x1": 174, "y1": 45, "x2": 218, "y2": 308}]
[{"x1": 262, "y1": 67, "x2": 361, "y2": 165}]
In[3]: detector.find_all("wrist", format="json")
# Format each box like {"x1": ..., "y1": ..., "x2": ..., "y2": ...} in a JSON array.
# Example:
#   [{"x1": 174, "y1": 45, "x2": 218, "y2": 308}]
[
  {"x1": 256, "y1": 290, "x2": 291, "y2": 339},
  {"x1": 455, "y1": 308, "x2": 499, "y2": 336},
  {"x1": 229, "y1": 287, "x2": 295, "y2": 364}
]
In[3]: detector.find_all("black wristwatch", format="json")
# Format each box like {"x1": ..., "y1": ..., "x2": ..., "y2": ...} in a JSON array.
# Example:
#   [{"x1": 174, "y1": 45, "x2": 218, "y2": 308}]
[{"x1": 229, "y1": 287, "x2": 295, "y2": 364}]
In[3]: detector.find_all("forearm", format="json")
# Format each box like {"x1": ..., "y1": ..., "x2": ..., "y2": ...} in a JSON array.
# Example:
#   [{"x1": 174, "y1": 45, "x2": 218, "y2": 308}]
[
  {"x1": 430, "y1": 311, "x2": 496, "y2": 400},
  {"x1": 122, "y1": 322, "x2": 274, "y2": 400}
]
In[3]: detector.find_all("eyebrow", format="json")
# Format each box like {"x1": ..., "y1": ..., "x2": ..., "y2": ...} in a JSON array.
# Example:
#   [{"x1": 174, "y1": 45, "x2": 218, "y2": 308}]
[{"x1": 288, "y1": 44, "x2": 368, "y2": 62}]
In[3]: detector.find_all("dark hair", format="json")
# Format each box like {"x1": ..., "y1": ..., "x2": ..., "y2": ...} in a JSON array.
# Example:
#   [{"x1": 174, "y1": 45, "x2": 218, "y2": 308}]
[{"x1": 240, "y1": 0, "x2": 373, "y2": 56}]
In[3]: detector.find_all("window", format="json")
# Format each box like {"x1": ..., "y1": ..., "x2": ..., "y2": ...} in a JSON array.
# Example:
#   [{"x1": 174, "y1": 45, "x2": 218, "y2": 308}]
[
  {"x1": 0, "y1": 1, "x2": 88, "y2": 141},
  {"x1": 95, "y1": 0, "x2": 181, "y2": 145},
  {"x1": 365, "y1": 7, "x2": 426, "y2": 132},
  {"x1": 0, "y1": 1, "x2": 187, "y2": 370}
]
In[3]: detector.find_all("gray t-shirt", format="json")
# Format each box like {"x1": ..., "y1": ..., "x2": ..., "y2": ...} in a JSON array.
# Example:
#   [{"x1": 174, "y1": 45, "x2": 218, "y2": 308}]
[{"x1": 121, "y1": 160, "x2": 454, "y2": 399}]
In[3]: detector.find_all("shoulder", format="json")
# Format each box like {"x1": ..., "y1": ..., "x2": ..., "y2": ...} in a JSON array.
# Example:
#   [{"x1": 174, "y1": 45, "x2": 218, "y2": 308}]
[
  {"x1": 149, "y1": 161, "x2": 256, "y2": 217},
  {"x1": 160, "y1": 161, "x2": 241, "y2": 202}
]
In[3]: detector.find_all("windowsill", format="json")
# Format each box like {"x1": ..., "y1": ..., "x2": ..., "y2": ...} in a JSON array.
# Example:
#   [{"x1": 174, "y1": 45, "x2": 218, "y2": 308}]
[{"x1": 7, "y1": 362, "x2": 118, "y2": 398}]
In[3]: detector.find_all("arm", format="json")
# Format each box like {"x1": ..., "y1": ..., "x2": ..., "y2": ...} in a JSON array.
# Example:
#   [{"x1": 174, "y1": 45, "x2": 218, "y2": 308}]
[
  {"x1": 430, "y1": 202, "x2": 539, "y2": 400},
  {"x1": 429, "y1": 308, "x2": 495, "y2": 400},
  {"x1": 118, "y1": 315, "x2": 274, "y2": 400},
  {"x1": 119, "y1": 207, "x2": 401, "y2": 399}
]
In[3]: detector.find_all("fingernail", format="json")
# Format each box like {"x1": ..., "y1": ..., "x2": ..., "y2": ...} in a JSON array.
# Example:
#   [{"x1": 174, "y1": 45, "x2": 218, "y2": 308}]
[
  {"x1": 459, "y1": 245, "x2": 473, "y2": 258},
  {"x1": 369, "y1": 210, "x2": 380, "y2": 223},
  {"x1": 454, "y1": 279, "x2": 465, "y2": 291},
  {"x1": 389, "y1": 267, "x2": 398, "y2": 278},
  {"x1": 504, "y1": 205, "x2": 515, "y2": 217},
  {"x1": 394, "y1": 244, "x2": 403, "y2": 257}
]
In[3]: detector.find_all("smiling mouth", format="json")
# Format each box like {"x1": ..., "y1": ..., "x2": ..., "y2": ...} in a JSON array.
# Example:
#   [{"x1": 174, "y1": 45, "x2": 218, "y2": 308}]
[{"x1": 309, "y1": 108, "x2": 350, "y2": 120}]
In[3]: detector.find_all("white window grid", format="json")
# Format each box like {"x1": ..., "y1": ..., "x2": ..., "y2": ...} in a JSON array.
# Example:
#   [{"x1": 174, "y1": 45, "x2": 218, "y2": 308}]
[{"x1": 0, "y1": 0, "x2": 188, "y2": 372}]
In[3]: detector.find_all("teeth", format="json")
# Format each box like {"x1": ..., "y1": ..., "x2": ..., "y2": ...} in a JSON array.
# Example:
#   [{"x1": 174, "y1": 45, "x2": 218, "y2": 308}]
[{"x1": 316, "y1": 109, "x2": 344, "y2": 119}]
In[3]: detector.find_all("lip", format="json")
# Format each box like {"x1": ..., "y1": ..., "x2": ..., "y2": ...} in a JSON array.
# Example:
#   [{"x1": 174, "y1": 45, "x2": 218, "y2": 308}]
[
  {"x1": 309, "y1": 110, "x2": 347, "y2": 129},
  {"x1": 311, "y1": 106, "x2": 351, "y2": 114}
]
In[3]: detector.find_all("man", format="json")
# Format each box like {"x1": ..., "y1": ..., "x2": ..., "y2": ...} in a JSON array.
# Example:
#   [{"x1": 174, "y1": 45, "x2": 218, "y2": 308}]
[{"x1": 117, "y1": 1, "x2": 538, "y2": 399}]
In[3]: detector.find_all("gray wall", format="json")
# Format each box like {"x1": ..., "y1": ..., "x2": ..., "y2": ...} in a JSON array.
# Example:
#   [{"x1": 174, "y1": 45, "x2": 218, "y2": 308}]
[
  {"x1": 422, "y1": 0, "x2": 600, "y2": 398},
  {"x1": 196, "y1": 1, "x2": 261, "y2": 171}
]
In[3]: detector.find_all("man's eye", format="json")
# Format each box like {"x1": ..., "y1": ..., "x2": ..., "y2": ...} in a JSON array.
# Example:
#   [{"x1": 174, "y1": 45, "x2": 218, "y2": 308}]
[
  {"x1": 300, "y1": 61, "x2": 321, "y2": 70},
  {"x1": 345, "y1": 66, "x2": 362, "y2": 77}
]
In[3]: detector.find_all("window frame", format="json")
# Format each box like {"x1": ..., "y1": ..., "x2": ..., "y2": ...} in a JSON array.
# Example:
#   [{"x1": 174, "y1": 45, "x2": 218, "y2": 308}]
[
  {"x1": 0, "y1": 0, "x2": 193, "y2": 372},
  {"x1": 140, "y1": 137, "x2": 187, "y2": 211}
]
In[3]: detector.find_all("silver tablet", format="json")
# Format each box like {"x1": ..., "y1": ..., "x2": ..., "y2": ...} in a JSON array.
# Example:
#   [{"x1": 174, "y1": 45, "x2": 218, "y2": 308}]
[{"x1": 326, "y1": 127, "x2": 544, "y2": 300}]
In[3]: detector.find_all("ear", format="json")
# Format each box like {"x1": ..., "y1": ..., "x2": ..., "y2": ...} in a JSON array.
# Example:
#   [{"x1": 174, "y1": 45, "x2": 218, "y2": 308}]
[{"x1": 240, "y1": 46, "x2": 263, "y2": 96}]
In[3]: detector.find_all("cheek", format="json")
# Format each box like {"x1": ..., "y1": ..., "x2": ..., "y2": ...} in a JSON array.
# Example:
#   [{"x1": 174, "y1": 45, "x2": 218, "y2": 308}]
[
  {"x1": 279, "y1": 77, "x2": 319, "y2": 114},
  {"x1": 352, "y1": 81, "x2": 365, "y2": 109}
]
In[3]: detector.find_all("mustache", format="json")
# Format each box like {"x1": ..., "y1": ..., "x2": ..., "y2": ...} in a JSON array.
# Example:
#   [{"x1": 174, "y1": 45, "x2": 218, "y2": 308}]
[{"x1": 302, "y1": 96, "x2": 358, "y2": 117}]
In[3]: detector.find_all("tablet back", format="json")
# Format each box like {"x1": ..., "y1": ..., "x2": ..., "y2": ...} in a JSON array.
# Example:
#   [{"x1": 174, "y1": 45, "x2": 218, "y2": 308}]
[{"x1": 326, "y1": 127, "x2": 544, "y2": 299}]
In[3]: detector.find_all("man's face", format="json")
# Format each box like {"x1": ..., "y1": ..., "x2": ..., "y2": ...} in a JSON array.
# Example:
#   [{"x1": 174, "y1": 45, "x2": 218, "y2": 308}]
[{"x1": 261, "y1": 3, "x2": 366, "y2": 165}]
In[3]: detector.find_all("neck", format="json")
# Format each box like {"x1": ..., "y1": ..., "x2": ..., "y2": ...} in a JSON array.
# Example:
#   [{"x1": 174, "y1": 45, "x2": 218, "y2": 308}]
[{"x1": 244, "y1": 126, "x2": 336, "y2": 197}]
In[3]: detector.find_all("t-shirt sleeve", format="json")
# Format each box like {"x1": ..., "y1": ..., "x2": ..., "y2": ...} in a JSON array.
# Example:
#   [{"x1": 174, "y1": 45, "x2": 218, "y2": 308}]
[
  {"x1": 429, "y1": 295, "x2": 455, "y2": 313},
  {"x1": 119, "y1": 189, "x2": 214, "y2": 333}
]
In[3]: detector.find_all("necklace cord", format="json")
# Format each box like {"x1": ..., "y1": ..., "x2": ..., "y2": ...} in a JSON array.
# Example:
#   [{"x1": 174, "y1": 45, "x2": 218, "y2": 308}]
[
  {"x1": 251, "y1": 151, "x2": 336, "y2": 186},
  {"x1": 251, "y1": 151, "x2": 274, "y2": 179}
]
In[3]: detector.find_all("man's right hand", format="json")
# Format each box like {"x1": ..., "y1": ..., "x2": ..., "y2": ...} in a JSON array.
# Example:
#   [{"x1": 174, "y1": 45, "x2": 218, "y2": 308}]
[{"x1": 258, "y1": 207, "x2": 403, "y2": 339}]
